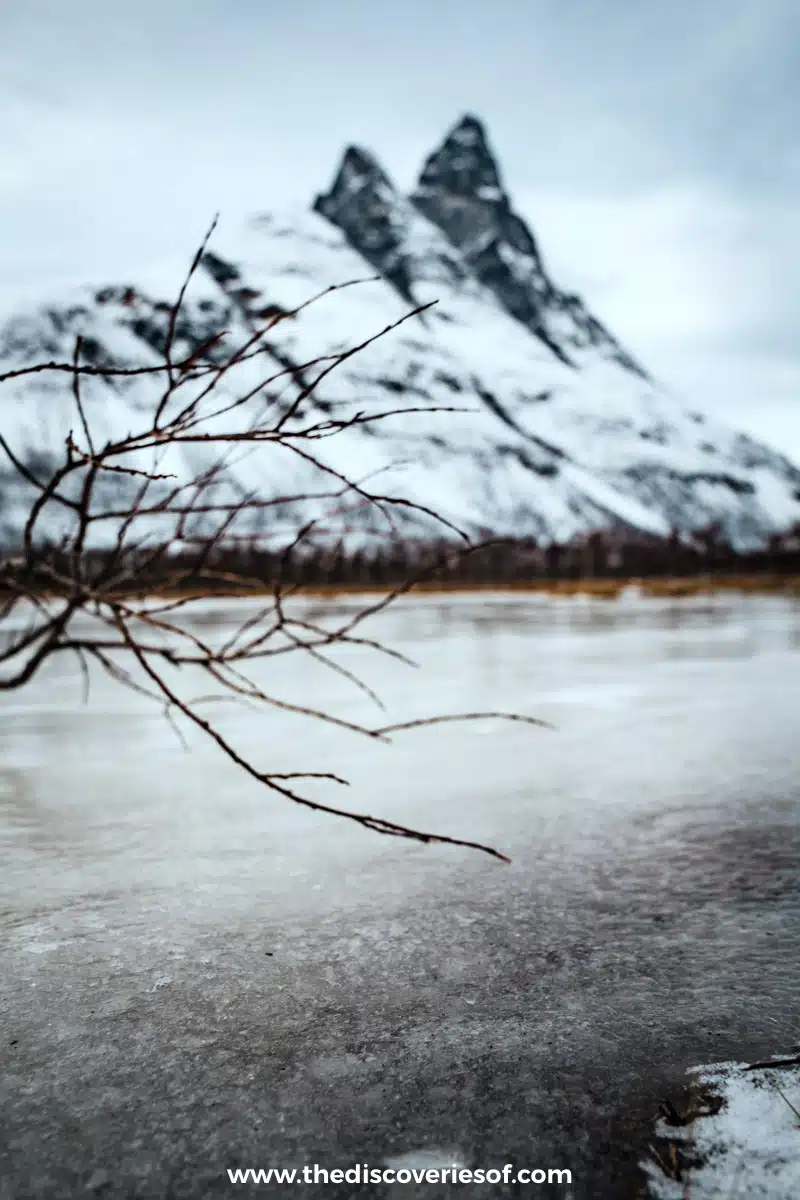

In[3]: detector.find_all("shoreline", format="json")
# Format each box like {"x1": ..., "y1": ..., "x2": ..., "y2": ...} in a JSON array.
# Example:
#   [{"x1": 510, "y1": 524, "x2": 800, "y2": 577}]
[
  {"x1": 4, "y1": 573, "x2": 800, "y2": 603},
  {"x1": 136, "y1": 572, "x2": 800, "y2": 601}
]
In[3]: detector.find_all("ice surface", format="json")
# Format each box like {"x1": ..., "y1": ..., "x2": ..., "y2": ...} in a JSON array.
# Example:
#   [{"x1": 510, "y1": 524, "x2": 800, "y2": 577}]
[{"x1": 2, "y1": 593, "x2": 799, "y2": 1196}]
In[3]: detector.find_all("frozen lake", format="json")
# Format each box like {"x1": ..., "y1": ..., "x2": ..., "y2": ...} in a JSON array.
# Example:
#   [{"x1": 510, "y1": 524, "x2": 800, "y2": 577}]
[{"x1": 2, "y1": 592, "x2": 800, "y2": 1197}]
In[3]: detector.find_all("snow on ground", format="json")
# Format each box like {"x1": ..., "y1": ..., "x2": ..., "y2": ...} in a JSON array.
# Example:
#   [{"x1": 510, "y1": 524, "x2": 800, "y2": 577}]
[{"x1": 645, "y1": 1057, "x2": 800, "y2": 1199}]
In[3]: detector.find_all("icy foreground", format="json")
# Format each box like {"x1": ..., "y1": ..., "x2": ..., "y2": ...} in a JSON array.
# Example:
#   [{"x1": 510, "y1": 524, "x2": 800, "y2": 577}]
[
  {"x1": 2, "y1": 593, "x2": 799, "y2": 1198},
  {"x1": 2, "y1": 114, "x2": 800, "y2": 548}
]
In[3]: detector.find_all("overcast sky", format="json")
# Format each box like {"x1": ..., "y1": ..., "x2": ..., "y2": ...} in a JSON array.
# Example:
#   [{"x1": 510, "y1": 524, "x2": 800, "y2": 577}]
[{"x1": 1, "y1": 0, "x2": 798, "y2": 457}]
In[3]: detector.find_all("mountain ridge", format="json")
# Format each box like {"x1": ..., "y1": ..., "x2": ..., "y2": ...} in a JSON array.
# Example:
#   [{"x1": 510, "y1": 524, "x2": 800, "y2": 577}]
[{"x1": 1, "y1": 114, "x2": 799, "y2": 551}]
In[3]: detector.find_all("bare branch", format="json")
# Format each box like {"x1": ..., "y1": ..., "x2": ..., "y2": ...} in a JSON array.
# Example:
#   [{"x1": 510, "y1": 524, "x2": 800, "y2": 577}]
[{"x1": 0, "y1": 225, "x2": 552, "y2": 862}]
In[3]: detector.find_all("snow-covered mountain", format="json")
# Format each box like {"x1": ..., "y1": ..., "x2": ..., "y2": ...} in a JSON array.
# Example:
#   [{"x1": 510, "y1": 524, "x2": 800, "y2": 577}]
[{"x1": 2, "y1": 114, "x2": 799, "y2": 551}]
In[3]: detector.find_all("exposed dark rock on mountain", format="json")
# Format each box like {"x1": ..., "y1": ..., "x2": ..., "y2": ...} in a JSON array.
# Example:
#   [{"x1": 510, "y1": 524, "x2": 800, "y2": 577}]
[{"x1": 1, "y1": 115, "x2": 798, "y2": 551}]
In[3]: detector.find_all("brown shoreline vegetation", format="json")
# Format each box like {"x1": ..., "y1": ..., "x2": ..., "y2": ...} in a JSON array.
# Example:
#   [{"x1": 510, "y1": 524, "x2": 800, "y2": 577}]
[
  {"x1": 170, "y1": 573, "x2": 800, "y2": 600},
  {"x1": 6, "y1": 564, "x2": 799, "y2": 602}
]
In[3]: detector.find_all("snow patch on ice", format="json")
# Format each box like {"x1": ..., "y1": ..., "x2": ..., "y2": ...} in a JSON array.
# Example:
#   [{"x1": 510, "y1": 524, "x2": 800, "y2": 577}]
[
  {"x1": 384, "y1": 1148, "x2": 468, "y2": 1171},
  {"x1": 645, "y1": 1057, "x2": 800, "y2": 1199}
]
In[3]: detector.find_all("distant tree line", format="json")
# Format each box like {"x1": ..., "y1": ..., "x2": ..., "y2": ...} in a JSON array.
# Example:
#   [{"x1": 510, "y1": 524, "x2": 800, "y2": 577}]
[{"x1": 5, "y1": 523, "x2": 800, "y2": 596}]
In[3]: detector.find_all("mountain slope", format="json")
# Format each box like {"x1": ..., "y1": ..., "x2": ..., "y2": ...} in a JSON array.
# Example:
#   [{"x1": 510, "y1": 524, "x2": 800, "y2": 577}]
[
  {"x1": 1, "y1": 115, "x2": 799, "y2": 551},
  {"x1": 411, "y1": 115, "x2": 650, "y2": 378}
]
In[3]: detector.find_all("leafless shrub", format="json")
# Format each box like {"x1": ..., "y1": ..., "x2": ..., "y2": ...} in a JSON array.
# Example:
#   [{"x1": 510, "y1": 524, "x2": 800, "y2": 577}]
[{"x1": 0, "y1": 219, "x2": 550, "y2": 862}]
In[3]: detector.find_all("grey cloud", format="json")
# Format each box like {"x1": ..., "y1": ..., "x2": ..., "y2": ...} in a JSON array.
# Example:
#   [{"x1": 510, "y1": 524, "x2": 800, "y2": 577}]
[{"x1": 0, "y1": 0, "x2": 797, "y2": 452}]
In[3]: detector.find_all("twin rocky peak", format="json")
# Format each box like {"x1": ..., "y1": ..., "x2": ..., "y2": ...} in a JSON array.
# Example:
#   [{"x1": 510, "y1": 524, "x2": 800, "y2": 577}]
[{"x1": 313, "y1": 114, "x2": 647, "y2": 380}]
